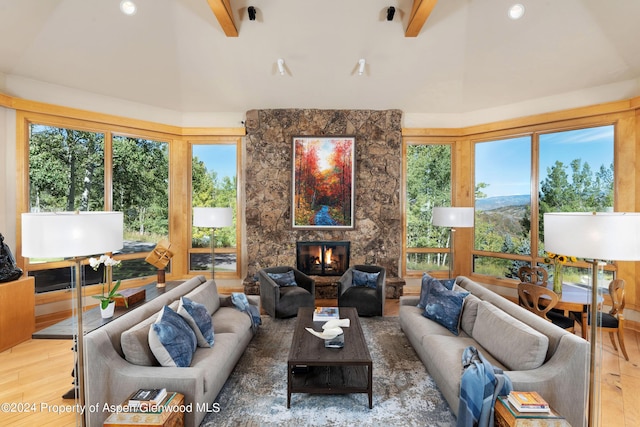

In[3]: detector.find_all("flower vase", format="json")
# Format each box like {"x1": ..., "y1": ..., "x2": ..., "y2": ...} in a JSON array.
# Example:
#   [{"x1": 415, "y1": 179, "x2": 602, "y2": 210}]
[
  {"x1": 101, "y1": 301, "x2": 116, "y2": 319},
  {"x1": 553, "y1": 262, "x2": 563, "y2": 295}
]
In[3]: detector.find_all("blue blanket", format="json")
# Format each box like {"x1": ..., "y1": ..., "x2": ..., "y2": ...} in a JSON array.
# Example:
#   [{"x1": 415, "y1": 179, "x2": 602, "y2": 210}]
[
  {"x1": 231, "y1": 292, "x2": 261, "y2": 333},
  {"x1": 457, "y1": 346, "x2": 512, "y2": 427}
]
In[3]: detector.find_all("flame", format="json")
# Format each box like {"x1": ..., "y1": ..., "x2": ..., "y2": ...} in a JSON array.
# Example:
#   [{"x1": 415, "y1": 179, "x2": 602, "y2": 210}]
[{"x1": 312, "y1": 246, "x2": 333, "y2": 267}]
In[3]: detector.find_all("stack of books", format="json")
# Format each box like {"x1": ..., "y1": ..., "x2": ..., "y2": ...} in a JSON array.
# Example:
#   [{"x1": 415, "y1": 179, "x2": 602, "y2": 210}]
[
  {"x1": 506, "y1": 391, "x2": 550, "y2": 413},
  {"x1": 128, "y1": 388, "x2": 167, "y2": 409},
  {"x1": 313, "y1": 307, "x2": 339, "y2": 321}
]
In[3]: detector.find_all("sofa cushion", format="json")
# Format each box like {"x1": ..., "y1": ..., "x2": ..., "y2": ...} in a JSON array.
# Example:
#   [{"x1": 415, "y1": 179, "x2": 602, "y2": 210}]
[
  {"x1": 121, "y1": 315, "x2": 159, "y2": 366},
  {"x1": 418, "y1": 272, "x2": 455, "y2": 309},
  {"x1": 472, "y1": 301, "x2": 549, "y2": 370},
  {"x1": 212, "y1": 306, "x2": 253, "y2": 334},
  {"x1": 267, "y1": 270, "x2": 297, "y2": 287},
  {"x1": 422, "y1": 280, "x2": 469, "y2": 335},
  {"x1": 149, "y1": 305, "x2": 197, "y2": 367},
  {"x1": 178, "y1": 297, "x2": 215, "y2": 347},
  {"x1": 458, "y1": 291, "x2": 481, "y2": 336},
  {"x1": 353, "y1": 269, "x2": 379, "y2": 288},
  {"x1": 184, "y1": 280, "x2": 220, "y2": 315}
]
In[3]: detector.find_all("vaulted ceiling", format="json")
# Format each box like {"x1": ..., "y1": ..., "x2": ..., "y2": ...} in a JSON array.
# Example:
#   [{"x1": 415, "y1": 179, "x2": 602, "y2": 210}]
[{"x1": 1, "y1": 0, "x2": 639, "y2": 119}]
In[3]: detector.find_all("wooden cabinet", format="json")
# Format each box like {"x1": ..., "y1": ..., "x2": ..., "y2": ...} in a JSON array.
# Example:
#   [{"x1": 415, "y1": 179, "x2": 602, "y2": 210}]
[
  {"x1": 0, "y1": 275, "x2": 35, "y2": 352},
  {"x1": 495, "y1": 396, "x2": 569, "y2": 427}
]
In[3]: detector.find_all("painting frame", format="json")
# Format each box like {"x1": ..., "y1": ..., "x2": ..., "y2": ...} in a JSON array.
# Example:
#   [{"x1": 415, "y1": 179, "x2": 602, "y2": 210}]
[{"x1": 292, "y1": 135, "x2": 355, "y2": 230}]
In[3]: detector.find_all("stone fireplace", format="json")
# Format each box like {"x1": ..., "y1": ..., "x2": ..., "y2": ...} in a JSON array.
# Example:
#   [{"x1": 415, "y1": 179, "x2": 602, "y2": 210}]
[
  {"x1": 296, "y1": 241, "x2": 350, "y2": 276},
  {"x1": 243, "y1": 108, "x2": 403, "y2": 293}
]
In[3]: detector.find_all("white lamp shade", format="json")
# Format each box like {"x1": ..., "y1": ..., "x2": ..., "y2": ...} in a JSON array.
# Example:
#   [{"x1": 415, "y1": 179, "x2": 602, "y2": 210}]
[
  {"x1": 193, "y1": 207, "x2": 233, "y2": 228},
  {"x1": 544, "y1": 212, "x2": 640, "y2": 261},
  {"x1": 22, "y1": 211, "x2": 123, "y2": 258},
  {"x1": 432, "y1": 207, "x2": 475, "y2": 228}
]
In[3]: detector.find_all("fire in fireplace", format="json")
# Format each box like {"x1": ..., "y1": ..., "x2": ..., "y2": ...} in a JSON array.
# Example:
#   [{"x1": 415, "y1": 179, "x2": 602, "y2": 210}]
[{"x1": 296, "y1": 241, "x2": 350, "y2": 276}]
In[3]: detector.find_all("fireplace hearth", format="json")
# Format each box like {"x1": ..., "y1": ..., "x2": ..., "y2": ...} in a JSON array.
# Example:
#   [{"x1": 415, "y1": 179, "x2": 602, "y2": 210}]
[{"x1": 296, "y1": 241, "x2": 350, "y2": 276}]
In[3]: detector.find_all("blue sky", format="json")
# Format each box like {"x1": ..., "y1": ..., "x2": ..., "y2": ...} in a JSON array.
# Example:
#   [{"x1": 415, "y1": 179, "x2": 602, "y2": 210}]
[
  {"x1": 475, "y1": 126, "x2": 614, "y2": 198},
  {"x1": 192, "y1": 144, "x2": 237, "y2": 179}
]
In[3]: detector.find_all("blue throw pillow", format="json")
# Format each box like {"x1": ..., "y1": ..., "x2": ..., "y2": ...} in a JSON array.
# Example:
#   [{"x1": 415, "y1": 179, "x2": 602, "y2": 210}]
[
  {"x1": 417, "y1": 273, "x2": 455, "y2": 309},
  {"x1": 149, "y1": 305, "x2": 197, "y2": 367},
  {"x1": 422, "y1": 280, "x2": 469, "y2": 336},
  {"x1": 353, "y1": 269, "x2": 379, "y2": 288},
  {"x1": 178, "y1": 297, "x2": 214, "y2": 348},
  {"x1": 267, "y1": 270, "x2": 298, "y2": 287}
]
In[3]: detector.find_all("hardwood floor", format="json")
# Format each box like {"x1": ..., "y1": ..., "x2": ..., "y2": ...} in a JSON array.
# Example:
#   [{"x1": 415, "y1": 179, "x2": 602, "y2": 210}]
[{"x1": 1, "y1": 298, "x2": 638, "y2": 426}]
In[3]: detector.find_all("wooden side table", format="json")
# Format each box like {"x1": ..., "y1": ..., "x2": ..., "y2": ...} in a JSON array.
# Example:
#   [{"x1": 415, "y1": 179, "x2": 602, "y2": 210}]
[
  {"x1": 495, "y1": 396, "x2": 570, "y2": 427},
  {"x1": 103, "y1": 392, "x2": 184, "y2": 427},
  {"x1": 0, "y1": 276, "x2": 35, "y2": 352}
]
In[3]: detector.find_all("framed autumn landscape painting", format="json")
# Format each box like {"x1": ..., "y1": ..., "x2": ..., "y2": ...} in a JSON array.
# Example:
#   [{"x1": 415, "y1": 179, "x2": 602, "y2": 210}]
[{"x1": 292, "y1": 136, "x2": 355, "y2": 229}]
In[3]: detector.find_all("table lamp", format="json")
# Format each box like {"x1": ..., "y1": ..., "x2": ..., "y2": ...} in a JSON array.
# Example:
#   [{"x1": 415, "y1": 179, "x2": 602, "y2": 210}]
[
  {"x1": 145, "y1": 239, "x2": 174, "y2": 287},
  {"x1": 432, "y1": 207, "x2": 475, "y2": 278},
  {"x1": 193, "y1": 207, "x2": 233, "y2": 279},
  {"x1": 544, "y1": 212, "x2": 640, "y2": 427},
  {"x1": 21, "y1": 211, "x2": 123, "y2": 424}
]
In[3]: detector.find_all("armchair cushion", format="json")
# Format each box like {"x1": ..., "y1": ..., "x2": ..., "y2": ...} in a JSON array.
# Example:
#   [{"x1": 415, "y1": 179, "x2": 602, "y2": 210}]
[
  {"x1": 267, "y1": 270, "x2": 298, "y2": 287},
  {"x1": 353, "y1": 269, "x2": 380, "y2": 288}
]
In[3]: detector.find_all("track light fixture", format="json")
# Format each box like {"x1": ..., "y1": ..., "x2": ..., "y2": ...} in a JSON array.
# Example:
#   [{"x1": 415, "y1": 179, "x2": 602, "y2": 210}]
[
  {"x1": 358, "y1": 59, "x2": 366, "y2": 76},
  {"x1": 387, "y1": 6, "x2": 395, "y2": 21},
  {"x1": 277, "y1": 58, "x2": 285, "y2": 75},
  {"x1": 248, "y1": 6, "x2": 256, "y2": 21}
]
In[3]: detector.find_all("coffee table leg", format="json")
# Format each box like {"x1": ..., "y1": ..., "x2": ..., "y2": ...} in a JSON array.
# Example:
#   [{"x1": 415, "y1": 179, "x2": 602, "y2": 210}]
[
  {"x1": 287, "y1": 363, "x2": 292, "y2": 408},
  {"x1": 368, "y1": 362, "x2": 373, "y2": 409}
]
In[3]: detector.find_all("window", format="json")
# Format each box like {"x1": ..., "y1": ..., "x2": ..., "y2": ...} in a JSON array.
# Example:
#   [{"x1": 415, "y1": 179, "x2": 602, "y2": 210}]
[
  {"x1": 26, "y1": 123, "x2": 171, "y2": 292},
  {"x1": 473, "y1": 125, "x2": 615, "y2": 288},
  {"x1": 112, "y1": 135, "x2": 170, "y2": 280},
  {"x1": 474, "y1": 136, "x2": 531, "y2": 277},
  {"x1": 190, "y1": 143, "x2": 239, "y2": 277},
  {"x1": 404, "y1": 142, "x2": 452, "y2": 275}
]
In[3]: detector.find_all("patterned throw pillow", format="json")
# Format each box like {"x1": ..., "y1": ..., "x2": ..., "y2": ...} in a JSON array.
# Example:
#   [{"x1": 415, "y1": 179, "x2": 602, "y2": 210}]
[
  {"x1": 149, "y1": 305, "x2": 197, "y2": 367},
  {"x1": 267, "y1": 270, "x2": 298, "y2": 287},
  {"x1": 417, "y1": 273, "x2": 456, "y2": 309},
  {"x1": 177, "y1": 297, "x2": 214, "y2": 348},
  {"x1": 422, "y1": 280, "x2": 469, "y2": 336},
  {"x1": 353, "y1": 270, "x2": 379, "y2": 288}
]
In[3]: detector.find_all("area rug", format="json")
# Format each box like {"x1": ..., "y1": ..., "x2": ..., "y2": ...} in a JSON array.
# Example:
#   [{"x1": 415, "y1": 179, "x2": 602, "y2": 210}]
[{"x1": 200, "y1": 315, "x2": 456, "y2": 427}]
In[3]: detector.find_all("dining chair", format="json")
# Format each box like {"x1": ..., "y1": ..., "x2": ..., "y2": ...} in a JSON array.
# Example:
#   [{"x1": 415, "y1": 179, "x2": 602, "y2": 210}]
[
  {"x1": 572, "y1": 279, "x2": 629, "y2": 361},
  {"x1": 517, "y1": 266, "x2": 549, "y2": 286},
  {"x1": 518, "y1": 282, "x2": 575, "y2": 332}
]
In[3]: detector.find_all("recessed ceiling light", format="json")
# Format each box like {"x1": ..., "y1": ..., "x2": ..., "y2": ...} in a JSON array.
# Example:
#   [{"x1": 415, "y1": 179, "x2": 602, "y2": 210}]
[
  {"x1": 120, "y1": 0, "x2": 137, "y2": 16},
  {"x1": 508, "y1": 4, "x2": 525, "y2": 20}
]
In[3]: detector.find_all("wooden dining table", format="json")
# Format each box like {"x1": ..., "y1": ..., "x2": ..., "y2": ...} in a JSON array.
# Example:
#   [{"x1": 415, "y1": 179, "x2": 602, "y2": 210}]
[{"x1": 545, "y1": 282, "x2": 603, "y2": 339}]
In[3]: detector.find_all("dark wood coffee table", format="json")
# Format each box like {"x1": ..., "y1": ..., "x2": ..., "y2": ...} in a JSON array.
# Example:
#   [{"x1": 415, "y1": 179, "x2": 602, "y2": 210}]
[{"x1": 287, "y1": 306, "x2": 373, "y2": 408}]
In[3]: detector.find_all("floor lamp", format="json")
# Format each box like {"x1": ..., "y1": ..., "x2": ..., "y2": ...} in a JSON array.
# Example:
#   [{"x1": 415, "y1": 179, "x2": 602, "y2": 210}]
[
  {"x1": 544, "y1": 212, "x2": 640, "y2": 427},
  {"x1": 432, "y1": 207, "x2": 475, "y2": 278},
  {"x1": 21, "y1": 211, "x2": 123, "y2": 426},
  {"x1": 193, "y1": 207, "x2": 233, "y2": 279}
]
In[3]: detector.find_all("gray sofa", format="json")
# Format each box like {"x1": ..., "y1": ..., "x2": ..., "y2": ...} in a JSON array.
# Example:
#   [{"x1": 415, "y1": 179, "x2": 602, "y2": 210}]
[
  {"x1": 399, "y1": 276, "x2": 588, "y2": 427},
  {"x1": 84, "y1": 275, "x2": 259, "y2": 427}
]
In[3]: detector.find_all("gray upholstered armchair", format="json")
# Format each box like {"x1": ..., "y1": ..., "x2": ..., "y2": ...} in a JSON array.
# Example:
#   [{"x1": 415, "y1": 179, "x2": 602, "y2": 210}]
[
  {"x1": 258, "y1": 266, "x2": 315, "y2": 318},
  {"x1": 338, "y1": 265, "x2": 386, "y2": 316}
]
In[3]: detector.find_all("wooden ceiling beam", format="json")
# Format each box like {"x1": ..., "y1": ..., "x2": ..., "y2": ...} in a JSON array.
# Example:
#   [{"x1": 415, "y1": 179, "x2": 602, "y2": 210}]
[
  {"x1": 405, "y1": 0, "x2": 438, "y2": 37},
  {"x1": 207, "y1": 0, "x2": 238, "y2": 37}
]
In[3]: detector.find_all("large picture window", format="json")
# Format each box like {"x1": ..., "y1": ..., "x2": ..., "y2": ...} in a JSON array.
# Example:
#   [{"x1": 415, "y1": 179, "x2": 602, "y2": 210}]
[
  {"x1": 26, "y1": 123, "x2": 170, "y2": 292},
  {"x1": 473, "y1": 125, "x2": 615, "y2": 288},
  {"x1": 190, "y1": 142, "x2": 239, "y2": 277},
  {"x1": 404, "y1": 142, "x2": 452, "y2": 275}
]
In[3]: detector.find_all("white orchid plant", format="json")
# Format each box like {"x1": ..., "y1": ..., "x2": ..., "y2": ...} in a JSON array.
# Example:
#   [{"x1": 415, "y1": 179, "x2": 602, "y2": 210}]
[{"x1": 89, "y1": 255, "x2": 126, "y2": 309}]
